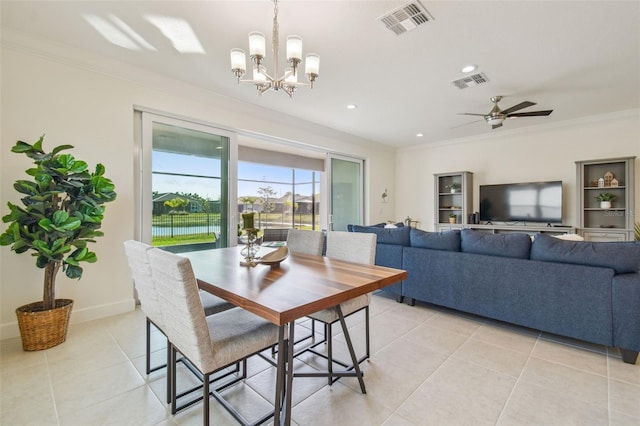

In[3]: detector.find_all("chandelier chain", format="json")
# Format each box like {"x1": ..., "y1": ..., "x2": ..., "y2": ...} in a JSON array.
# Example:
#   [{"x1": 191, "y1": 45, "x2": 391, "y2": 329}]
[{"x1": 272, "y1": 0, "x2": 279, "y2": 58}]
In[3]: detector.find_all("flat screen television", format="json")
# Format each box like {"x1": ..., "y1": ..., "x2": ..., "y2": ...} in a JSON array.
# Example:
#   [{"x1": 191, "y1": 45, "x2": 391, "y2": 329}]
[{"x1": 479, "y1": 181, "x2": 563, "y2": 224}]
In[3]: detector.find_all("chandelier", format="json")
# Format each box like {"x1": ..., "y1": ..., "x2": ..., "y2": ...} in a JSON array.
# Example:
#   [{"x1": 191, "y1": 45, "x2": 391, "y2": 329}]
[{"x1": 229, "y1": 0, "x2": 319, "y2": 97}]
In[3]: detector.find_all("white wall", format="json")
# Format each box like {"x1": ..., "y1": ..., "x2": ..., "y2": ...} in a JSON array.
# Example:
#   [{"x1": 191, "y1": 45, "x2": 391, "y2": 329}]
[
  {"x1": 0, "y1": 38, "x2": 396, "y2": 338},
  {"x1": 395, "y1": 111, "x2": 640, "y2": 231}
]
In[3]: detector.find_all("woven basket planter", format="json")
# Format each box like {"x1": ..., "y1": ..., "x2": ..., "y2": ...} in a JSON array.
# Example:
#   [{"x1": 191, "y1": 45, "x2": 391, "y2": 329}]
[{"x1": 16, "y1": 299, "x2": 73, "y2": 351}]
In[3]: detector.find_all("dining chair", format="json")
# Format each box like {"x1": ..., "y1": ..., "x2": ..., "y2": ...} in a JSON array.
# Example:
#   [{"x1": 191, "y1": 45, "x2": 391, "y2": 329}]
[
  {"x1": 147, "y1": 247, "x2": 282, "y2": 426},
  {"x1": 299, "y1": 231, "x2": 376, "y2": 386},
  {"x1": 274, "y1": 229, "x2": 326, "y2": 352},
  {"x1": 286, "y1": 229, "x2": 324, "y2": 256},
  {"x1": 262, "y1": 228, "x2": 291, "y2": 242},
  {"x1": 123, "y1": 241, "x2": 235, "y2": 403}
]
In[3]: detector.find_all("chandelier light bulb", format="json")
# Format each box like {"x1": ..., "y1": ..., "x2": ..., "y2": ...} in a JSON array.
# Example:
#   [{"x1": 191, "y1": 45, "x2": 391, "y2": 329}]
[
  {"x1": 253, "y1": 65, "x2": 267, "y2": 82},
  {"x1": 284, "y1": 67, "x2": 297, "y2": 84},
  {"x1": 305, "y1": 53, "x2": 320, "y2": 86},
  {"x1": 248, "y1": 31, "x2": 266, "y2": 58},
  {"x1": 286, "y1": 35, "x2": 302, "y2": 60},
  {"x1": 230, "y1": 48, "x2": 246, "y2": 77}
]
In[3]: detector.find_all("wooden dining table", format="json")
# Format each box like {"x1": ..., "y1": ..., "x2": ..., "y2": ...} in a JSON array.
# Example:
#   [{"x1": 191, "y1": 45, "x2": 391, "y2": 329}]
[{"x1": 184, "y1": 246, "x2": 407, "y2": 425}]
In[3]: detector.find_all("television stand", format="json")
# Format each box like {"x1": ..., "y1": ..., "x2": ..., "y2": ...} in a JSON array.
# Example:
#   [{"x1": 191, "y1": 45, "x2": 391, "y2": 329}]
[{"x1": 463, "y1": 223, "x2": 576, "y2": 235}]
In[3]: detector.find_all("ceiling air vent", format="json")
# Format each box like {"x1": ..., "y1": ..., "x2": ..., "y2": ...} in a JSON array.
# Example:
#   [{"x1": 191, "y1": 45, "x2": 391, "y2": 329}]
[
  {"x1": 378, "y1": 1, "x2": 434, "y2": 36},
  {"x1": 451, "y1": 72, "x2": 490, "y2": 89}
]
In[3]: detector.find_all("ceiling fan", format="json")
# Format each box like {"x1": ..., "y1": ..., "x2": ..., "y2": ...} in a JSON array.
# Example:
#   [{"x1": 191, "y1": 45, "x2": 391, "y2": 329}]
[{"x1": 458, "y1": 96, "x2": 553, "y2": 129}]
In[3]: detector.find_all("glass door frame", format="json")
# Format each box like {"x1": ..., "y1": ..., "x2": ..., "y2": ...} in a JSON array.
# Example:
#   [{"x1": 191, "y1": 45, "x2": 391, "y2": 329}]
[
  {"x1": 137, "y1": 111, "x2": 238, "y2": 246},
  {"x1": 326, "y1": 154, "x2": 364, "y2": 231}
]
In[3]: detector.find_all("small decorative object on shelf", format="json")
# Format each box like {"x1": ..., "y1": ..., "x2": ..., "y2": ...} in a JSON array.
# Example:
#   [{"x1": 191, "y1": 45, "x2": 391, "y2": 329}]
[
  {"x1": 611, "y1": 178, "x2": 619, "y2": 187},
  {"x1": 445, "y1": 182, "x2": 461, "y2": 193},
  {"x1": 604, "y1": 171, "x2": 614, "y2": 187},
  {"x1": 240, "y1": 212, "x2": 260, "y2": 265},
  {"x1": 595, "y1": 192, "x2": 616, "y2": 209},
  {"x1": 449, "y1": 213, "x2": 457, "y2": 224},
  {"x1": 598, "y1": 178, "x2": 605, "y2": 188}
]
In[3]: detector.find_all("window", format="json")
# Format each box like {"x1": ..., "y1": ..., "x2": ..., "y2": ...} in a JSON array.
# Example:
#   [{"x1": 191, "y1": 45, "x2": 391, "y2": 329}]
[
  {"x1": 238, "y1": 161, "x2": 321, "y2": 231},
  {"x1": 138, "y1": 112, "x2": 235, "y2": 251}
]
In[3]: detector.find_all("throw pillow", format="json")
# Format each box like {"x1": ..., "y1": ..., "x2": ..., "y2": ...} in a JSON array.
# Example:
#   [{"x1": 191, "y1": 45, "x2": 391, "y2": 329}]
[
  {"x1": 410, "y1": 228, "x2": 461, "y2": 252},
  {"x1": 460, "y1": 229, "x2": 532, "y2": 259},
  {"x1": 531, "y1": 233, "x2": 640, "y2": 274},
  {"x1": 351, "y1": 224, "x2": 410, "y2": 246}
]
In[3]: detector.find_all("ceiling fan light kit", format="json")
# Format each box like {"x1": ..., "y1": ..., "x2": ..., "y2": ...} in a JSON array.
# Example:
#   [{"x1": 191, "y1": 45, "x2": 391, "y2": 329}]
[
  {"x1": 458, "y1": 95, "x2": 553, "y2": 130},
  {"x1": 230, "y1": 0, "x2": 319, "y2": 98}
]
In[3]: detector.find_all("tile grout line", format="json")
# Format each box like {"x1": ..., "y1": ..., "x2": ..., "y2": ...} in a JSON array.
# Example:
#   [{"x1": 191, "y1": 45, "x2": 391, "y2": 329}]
[
  {"x1": 44, "y1": 347, "x2": 62, "y2": 426},
  {"x1": 493, "y1": 331, "x2": 541, "y2": 425}
]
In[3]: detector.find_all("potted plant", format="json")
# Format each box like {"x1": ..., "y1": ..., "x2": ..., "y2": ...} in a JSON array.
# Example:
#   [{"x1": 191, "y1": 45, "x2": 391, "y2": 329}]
[
  {"x1": 0, "y1": 136, "x2": 117, "y2": 350},
  {"x1": 445, "y1": 182, "x2": 461, "y2": 193},
  {"x1": 449, "y1": 213, "x2": 457, "y2": 224},
  {"x1": 595, "y1": 193, "x2": 615, "y2": 209}
]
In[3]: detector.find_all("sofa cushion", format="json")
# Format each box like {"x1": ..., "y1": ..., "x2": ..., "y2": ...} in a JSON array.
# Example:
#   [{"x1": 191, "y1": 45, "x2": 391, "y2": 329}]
[
  {"x1": 410, "y1": 228, "x2": 461, "y2": 252},
  {"x1": 531, "y1": 233, "x2": 640, "y2": 274},
  {"x1": 351, "y1": 225, "x2": 410, "y2": 246},
  {"x1": 461, "y1": 229, "x2": 531, "y2": 259}
]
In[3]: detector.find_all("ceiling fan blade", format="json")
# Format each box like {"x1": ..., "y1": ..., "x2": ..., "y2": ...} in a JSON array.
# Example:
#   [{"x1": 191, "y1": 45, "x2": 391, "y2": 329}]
[
  {"x1": 507, "y1": 110, "x2": 553, "y2": 117},
  {"x1": 492, "y1": 123, "x2": 503, "y2": 129},
  {"x1": 457, "y1": 113, "x2": 486, "y2": 116},
  {"x1": 500, "y1": 101, "x2": 536, "y2": 115}
]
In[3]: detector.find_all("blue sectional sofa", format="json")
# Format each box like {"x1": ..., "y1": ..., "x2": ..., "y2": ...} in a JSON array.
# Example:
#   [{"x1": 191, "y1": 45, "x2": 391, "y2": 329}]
[{"x1": 349, "y1": 225, "x2": 640, "y2": 364}]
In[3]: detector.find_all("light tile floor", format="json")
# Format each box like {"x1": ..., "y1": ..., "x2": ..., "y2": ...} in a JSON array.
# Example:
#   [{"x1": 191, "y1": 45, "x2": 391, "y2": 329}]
[{"x1": 1, "y1": 292, "x2": 639, "y2": 426}]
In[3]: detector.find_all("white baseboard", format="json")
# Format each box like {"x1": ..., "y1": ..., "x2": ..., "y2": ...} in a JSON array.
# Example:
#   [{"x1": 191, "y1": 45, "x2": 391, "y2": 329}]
[{"x1": 0, "y1": 298, "x2": 136, "y2": 340}]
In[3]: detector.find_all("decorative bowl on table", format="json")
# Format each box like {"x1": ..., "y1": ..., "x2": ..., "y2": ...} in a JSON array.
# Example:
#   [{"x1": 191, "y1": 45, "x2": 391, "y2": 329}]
[{"x1": 259, "y1": 246, "x2": 289, "y2": 267}]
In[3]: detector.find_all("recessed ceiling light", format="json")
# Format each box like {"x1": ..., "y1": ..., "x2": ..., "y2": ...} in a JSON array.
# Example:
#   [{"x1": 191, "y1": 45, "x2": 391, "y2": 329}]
[
  {"x1": 416, "y1": 133, "x2": 424, "y2": 137},
  {"x1": 346, "y1": 104, "x2": 358, "y2": 110},
  {"x1": 461, "y1": 64, "x2": 477, "y2": 73}
]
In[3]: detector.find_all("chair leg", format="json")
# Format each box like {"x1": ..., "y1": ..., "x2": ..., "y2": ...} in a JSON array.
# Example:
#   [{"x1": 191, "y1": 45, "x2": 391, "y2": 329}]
[
  {"x1": 365, "y1": 306, "x2": 370, "y2": 360},
  {"x1": 145, "y1": 318, "x2": 151, "y2": 374},
  {"x1": 166, "y1": 341, "x2": 171, "y2": 404},
  {"x1": 203, "y1": 374, "x2": 210, "y2": 426},
  {"x1": 170, "y1": 345, "x2": 177, "y2": 415},
  {"x1": 327, "y1": 323, "x2": 333, "y2": 386}
]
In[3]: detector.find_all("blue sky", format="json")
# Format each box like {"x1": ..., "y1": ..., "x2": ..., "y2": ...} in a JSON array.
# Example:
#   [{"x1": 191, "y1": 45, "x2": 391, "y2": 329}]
[{"x1": 153, "y1": 151, "x2": 319, "y2": 200}]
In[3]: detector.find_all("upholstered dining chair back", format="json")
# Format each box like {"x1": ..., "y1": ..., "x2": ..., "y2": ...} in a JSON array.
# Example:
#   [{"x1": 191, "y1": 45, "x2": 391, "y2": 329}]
[
  {"x1": 326, "y1": 231, "x2": 376, "y2": 265},
  {"x1": 311, "y1": 231, "x2": 377, "y2": 320},
  {"x1": 147, "y1": 248, "x2": 214, "y2": 372},
  {"x1": 286, "y1": 229, "x2": 324, "y2": 256},
  {"x1": 123, "y1": 240, "x2": 164, "y2": 330}
]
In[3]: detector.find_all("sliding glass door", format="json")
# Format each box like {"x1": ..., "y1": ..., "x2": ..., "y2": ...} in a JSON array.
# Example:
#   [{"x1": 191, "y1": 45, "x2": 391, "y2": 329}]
[
  {"x1": 139, "y1": 113, "x2": 236, "y2": 251},
  {"x1": 328, "y1": 155, "x2": 363, "y2": 231}
]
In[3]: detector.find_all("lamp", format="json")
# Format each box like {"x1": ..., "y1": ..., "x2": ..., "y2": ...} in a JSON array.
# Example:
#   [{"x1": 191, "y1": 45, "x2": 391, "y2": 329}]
[
  {"x1": 486, "y1": 116, "x2": 504, "y2": 126},
  {"x1": 230, "y1": 0, "x2": 319, "y2": 97}
]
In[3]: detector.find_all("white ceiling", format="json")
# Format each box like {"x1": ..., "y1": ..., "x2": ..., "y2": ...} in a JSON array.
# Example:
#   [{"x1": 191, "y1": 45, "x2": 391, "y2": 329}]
[{"x1": 2, "y1": 1, "x2": 639, "y2": 148}]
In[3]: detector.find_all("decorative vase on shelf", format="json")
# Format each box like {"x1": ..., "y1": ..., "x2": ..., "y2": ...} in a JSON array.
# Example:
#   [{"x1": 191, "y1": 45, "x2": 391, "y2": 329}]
[
  {"x1": 595, "y1": 193, "x2": 615, "y2": 210},
  {"x1": 600, "y1": 201, "x2": 612, "y2": 209},
  {"x1": 449, "y1": 215, "x2": 457, "y2": 224}
]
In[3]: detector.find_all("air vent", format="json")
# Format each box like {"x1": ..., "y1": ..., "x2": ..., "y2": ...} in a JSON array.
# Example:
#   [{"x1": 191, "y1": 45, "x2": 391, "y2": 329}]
[
  {"x1": 378, "y1": 1, "x2": 434, "y2": 36},
  {"x1": 451, "y1": 72, "x2": 490, "y2": 89}
]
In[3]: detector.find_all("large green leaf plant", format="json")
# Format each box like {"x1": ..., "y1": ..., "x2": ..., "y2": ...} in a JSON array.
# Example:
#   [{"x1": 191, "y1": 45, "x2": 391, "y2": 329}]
[{"x1": 0, "y1": 136, "x2": 117, "y2": 311}]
